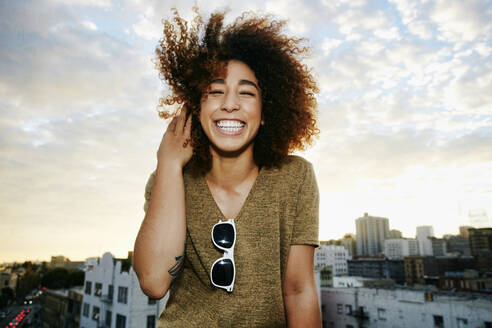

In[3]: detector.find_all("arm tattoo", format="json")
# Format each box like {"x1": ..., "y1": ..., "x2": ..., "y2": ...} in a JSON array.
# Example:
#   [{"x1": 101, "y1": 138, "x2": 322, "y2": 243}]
[{"x1": 168, "y1": 244, "x2": 185, "y2": 280}]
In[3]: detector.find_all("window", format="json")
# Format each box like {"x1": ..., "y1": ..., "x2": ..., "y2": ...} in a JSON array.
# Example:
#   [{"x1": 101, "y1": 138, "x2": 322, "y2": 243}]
[
  {"x1": 456, "y1": 318, "x2": 468, "y2": 328},
  {"x1": 345, "y1": 305, "x2": 352, "y2": 315},
  {"x1": 116, "y1": 314, "x2": 126, "y2": 328},
  {"x1": 85, "y1": 281, "x2": 92, "y2": 295},
  {"x1": 92, "y1": 306, "x2": 100, "y2": 321},
  {"x1": 95, "y1": 283, "x2": 102, "y2": 297},
  {"x1": 336, "y1": 304, "x2": 343, "y2": 314},
  {"x1": 378, "y1": 308, "x2": 386, "y2": 321},
  {"x1": 433, "y1": 315, "x2": 444, "y2": 328},
  {"x1": 108, "y1": 285, "x2": 114, "y2": 300},
  {"x1": 117, "y1": 286, "x2": 128, "y2": 304},
  {"x1": 105, "y1": 310, "x2": 112, "y2": 327},
  {"x1": 148, "y1": 297, "x2": 157, "y2": 305},
  {"x1": 147, "y1": 315, "x2": 156, "y2": 328},
  {"x1": 82, "y1": 303, "x2": 89, "y2": 317},
  {"x1": 359, "y1": 306, "x2": 366, "y2": 316}
]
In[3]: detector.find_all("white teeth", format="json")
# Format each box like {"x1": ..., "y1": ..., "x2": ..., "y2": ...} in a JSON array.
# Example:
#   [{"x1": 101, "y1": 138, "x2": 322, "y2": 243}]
[{"x1": 216, "y1": 120, "x2": 245, "y2": 130}]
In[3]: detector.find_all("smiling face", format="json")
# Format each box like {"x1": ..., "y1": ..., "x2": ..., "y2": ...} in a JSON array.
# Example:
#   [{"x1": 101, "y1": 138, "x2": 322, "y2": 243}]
[{"x1": 200, "y1": 60, "x2": 263, "y2": 157}]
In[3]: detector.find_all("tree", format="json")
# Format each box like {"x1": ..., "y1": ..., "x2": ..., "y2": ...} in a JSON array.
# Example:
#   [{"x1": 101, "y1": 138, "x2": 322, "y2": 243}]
[
  {"x1": 0, "y1": 287, "x2": 15, "y2": 308},
  {"x1": 41, "y1": 268, "x2": 84, "y2": 289},
  {"x1": 16, "y1": 270, "x2": 40, "y2": 301},
  {"x1": 41, "y1": 268, "x2": 69, "y2": 289}
]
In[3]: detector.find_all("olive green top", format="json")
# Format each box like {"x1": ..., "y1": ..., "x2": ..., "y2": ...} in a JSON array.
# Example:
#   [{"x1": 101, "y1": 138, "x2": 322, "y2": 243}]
[{"x1": 143, "y1": 155, "x2": 319, "y2": 327}]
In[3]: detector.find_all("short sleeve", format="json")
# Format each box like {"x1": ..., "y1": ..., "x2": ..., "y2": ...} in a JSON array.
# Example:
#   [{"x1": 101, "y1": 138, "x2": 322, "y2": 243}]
[
  {"x1": 290, "y1": 161, "x2": 319, "y2": 247},
  {"x1": 143, "y1": 170, "x2": 157, "y2": 213}
]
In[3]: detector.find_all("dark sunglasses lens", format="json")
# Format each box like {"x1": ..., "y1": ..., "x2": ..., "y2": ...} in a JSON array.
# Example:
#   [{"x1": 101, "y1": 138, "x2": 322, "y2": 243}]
[
  {"x1": 213, "y1": 223, "x2": 235, "y2": 249},
  {"x1": 211, "y1": 259, "x2": 234, "y2": 287}
]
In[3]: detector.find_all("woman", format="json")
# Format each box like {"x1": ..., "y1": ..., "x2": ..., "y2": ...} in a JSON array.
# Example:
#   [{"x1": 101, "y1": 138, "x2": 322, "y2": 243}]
[{"x1": 134, "y1": 8, "x2": 321, "y2": 327}]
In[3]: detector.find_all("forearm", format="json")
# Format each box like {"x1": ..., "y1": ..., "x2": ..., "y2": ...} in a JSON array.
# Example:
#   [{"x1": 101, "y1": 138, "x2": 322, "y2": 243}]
[
  {"x1": 284, "y1": 287, "x2": 321, "y2": 328},
  {"x1": 133, "y1": 162, "x2": 187, "y2": 298}
]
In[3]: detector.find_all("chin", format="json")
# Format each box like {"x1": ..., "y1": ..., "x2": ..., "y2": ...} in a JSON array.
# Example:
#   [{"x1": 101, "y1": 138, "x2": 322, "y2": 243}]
[{"x1": 209, "y1": 140, "x2": 255, "y2": 158}]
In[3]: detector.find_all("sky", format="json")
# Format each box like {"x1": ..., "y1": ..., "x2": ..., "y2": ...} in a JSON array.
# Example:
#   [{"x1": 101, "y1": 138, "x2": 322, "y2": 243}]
[{"x1": 1, "y1": 0, "x2": 491, "y2": 263}]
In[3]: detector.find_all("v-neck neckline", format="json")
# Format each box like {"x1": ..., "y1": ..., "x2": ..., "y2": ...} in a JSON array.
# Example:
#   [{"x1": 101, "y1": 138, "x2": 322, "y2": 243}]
[{"x1": 201, "y1": 166, "x2": 263, "y2": 222}]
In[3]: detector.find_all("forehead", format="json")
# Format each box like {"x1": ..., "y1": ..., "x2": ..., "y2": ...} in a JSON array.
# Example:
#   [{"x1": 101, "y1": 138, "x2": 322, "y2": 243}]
[{"x1": 212, "y1": 60, "x2": 258, "y2": 83}]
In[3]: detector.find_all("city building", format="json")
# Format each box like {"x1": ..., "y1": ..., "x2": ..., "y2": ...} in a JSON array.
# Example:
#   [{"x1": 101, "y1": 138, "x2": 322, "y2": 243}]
[
  {"x1": 321, "y1": 287, "x2": 492, "y2": 328},
  {"x1": 469, "y1": 228, "x2": 492, "y2": 256},
  {"x1": 41, "y1": 287, "x2": 83, "y2": 328},
  {"x1": 404, "y1": 256, "x2": 476, "y2": 286},
  {"x1": 348, "y1": 258, "x2": 405, "y2": 285},
  {"x1": 341, "y1": 234, "x2": 356, "y2": 257},
  {"x1": 429, "y1": 237, "x2": 447, "y2": 256},
  {"x1": 459, "y1": 226, "x2": 473, "y2": 238},
  {"x1": 80, "y1": 252, "x2": 167, "y2": 328},
  {"x1": 355, "y1": 213, "x2": 390, "y2": 256},
  {"x1": 390, "y1": 229, "x2": 402, "y2": 238},
  {"x1": 315, "y1": 245, "x2": 350, "y2": 276},
  {"x1": 50, "y1": 255, "x2": 85, "y2": 270},
  {"x1": 0, "y1": 270, "x2": 17, "y2": 290},
  {"x1": 416, "y1": 225, "x2": 434, "y2": 256},
  {"x1": 445, "y1": 235, "x2": 471, "y2": 256},
  {"x1": 383, "y1": 238, "x2": 419, "y2": 259},
  {"x1": 318, "y1": 266, "x2": 333, "y2": 288},
  {"x1": 333, "y1": 276, "x2": 394, "y2": 288},
  {"x1": 440, "y1": 270, "x2": 492, "y2": 293}
]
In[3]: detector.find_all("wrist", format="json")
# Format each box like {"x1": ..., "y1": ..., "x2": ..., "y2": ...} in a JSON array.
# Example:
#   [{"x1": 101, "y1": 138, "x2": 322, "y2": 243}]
[{"x1": 156, "y1": 159, "x2": 184, "y2": 177}]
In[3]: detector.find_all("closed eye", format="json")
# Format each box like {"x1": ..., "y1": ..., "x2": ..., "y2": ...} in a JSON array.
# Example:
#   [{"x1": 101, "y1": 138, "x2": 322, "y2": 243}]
[
  {"x1": 240, "y1": 92, "x2": 256, "y2": 96},
  {"x1": 209, "y1": 90, "x2": 224, "y2": 95}
]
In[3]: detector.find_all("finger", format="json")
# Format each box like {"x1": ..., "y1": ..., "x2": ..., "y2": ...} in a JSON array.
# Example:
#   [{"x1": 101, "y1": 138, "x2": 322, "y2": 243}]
[
  {"x1": 168, "y1": 116, "x2": 178, "y2": 133},
  {"x1": 176, "y1": 106, "x2": 187, "y2": 134},
  {"x1": 184, "y1": 111, "x2": 192, "y2": 138}
]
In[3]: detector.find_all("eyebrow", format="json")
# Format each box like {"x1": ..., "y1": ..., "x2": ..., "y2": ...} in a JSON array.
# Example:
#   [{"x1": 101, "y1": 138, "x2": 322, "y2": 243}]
[{"x1": 210, "y1": 79, "x2": 260, "y2": 91}]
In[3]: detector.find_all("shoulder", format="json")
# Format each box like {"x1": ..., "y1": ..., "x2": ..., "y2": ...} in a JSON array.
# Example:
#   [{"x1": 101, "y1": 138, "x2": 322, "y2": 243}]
[
  {"x1": 261, "y1": 155, "x2": 316, "y2": 192},
  {"x1": 273, "y1": 155, "x2": 314, "y2": 179},
  {"x1": 280, "y1": 155, "x2": 313, "y2": 170}
]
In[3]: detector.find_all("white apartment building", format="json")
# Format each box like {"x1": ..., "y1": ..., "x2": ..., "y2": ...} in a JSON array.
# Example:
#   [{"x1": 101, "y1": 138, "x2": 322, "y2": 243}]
[
  {"x1": 355, "y1": 213, "x2": 390, "y2": 256},
  {"x1": 80, "y1": 252, "x2": 167, "y2": 328},
  {"x1": 417, "y1": 225, "x2": 434, "y2": 256},
  {"x1": 321, "y1": 287, "x2": 492, "y2": 328},
  {"x1": 315, "y1": 245, "x2": 351, "y2": 276},
  {"x1": 333, "y1": 276, "x2": 376, "y2": 288},
  {"x1": 384, "y1": 238, "x2": 419, "y2": 259}
]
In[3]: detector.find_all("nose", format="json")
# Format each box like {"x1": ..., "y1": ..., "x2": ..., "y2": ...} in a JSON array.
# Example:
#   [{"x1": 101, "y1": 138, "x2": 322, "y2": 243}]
[{"x1": 221, "y1": 92, "x2": 239, "y2": 112}]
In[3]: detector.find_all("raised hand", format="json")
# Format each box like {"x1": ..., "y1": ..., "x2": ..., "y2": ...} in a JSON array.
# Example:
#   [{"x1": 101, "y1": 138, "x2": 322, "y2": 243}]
[{"x1": 157, "y1": 106, "x2": 193, "y2": 170}]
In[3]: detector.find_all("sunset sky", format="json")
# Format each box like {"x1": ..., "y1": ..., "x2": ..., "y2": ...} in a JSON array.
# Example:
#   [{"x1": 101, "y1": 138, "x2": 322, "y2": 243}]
[{"x1": 1, "y1": 0, "x2": 491, "y2": 263}]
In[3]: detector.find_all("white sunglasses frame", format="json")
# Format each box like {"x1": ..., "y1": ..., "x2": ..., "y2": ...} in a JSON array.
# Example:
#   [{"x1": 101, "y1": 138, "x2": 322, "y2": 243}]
[{"x1": 210, "y1": 218, "x2": 236, "y2": 292}]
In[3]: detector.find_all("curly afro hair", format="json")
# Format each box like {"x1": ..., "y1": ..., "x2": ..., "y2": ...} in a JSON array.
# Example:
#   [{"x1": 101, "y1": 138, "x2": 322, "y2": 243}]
[{"x1": 155, "y1": 8, "x2": 319, "y2": 173}]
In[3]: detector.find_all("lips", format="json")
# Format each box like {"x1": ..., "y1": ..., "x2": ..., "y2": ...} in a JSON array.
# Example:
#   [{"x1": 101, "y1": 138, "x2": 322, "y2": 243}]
[{"x1": 215, "y1": 119, "x2": 245, "y2": 135}]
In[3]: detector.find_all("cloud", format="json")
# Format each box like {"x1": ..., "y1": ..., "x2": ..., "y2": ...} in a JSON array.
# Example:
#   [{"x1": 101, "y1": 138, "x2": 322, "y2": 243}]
[
  {"x1": 81, "y1": 20, "x2": 98, "y2": 31},
  {"x1": 265, "y1": 0, "x2": 321, "y2": 34},
  {"x1": 321, "y1": 38, "x2": 342, "y2": 55},
  {"x1": 431, "y1": 0, "x2": 492, "y2": 43}
]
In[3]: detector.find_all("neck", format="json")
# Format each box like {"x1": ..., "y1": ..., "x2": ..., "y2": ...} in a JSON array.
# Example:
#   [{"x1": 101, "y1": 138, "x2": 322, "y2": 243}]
[{"x1": 206, "y1": 146, "x2": 258, "y2": 189}]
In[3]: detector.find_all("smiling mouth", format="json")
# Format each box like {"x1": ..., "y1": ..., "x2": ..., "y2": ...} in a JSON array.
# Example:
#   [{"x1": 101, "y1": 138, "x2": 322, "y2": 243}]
[{"x1": 215, "y1": 120, "x2": 245, "y2": 134}]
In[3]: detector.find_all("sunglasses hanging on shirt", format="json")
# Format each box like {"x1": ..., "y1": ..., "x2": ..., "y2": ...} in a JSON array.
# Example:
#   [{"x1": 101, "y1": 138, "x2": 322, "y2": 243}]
[{"x1": 210, "y1": 218, "x2": 236, "y2": 292}]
